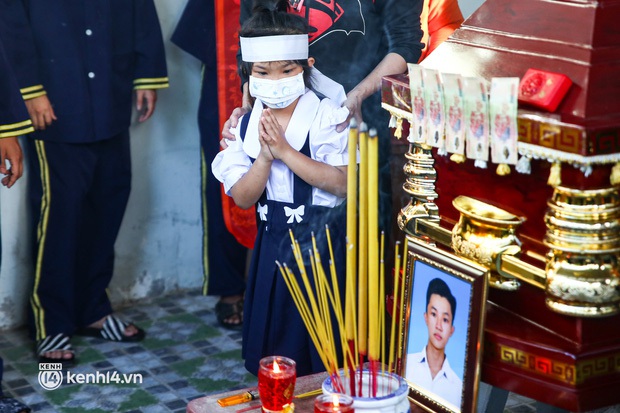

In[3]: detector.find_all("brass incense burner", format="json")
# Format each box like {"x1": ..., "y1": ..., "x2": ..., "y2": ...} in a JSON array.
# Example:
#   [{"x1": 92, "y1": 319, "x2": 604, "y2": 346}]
[{"x1": 452, "y1": 196, "x2": 525, "y2": 291}]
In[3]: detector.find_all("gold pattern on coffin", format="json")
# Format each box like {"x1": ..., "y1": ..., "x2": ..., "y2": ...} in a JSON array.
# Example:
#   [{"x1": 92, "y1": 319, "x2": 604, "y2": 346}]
[
  {"x1": 492, "y1": 344, "x2": 620, "y2": 386},
  {"x1": 544, "y1": 186, "x2": 620, "y2": 317}
]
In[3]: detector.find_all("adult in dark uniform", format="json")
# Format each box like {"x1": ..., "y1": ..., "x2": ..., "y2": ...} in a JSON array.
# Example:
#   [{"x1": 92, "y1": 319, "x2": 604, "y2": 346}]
[
  {"x1": 171, "y1": 0, "x2": 248, "y2": 329},
  {"x1": 4, "y1": 0, "x2": 169, "y2": 365},
  {"x1": 0, "y1": 33, "x2": 33, "y2": 413}
]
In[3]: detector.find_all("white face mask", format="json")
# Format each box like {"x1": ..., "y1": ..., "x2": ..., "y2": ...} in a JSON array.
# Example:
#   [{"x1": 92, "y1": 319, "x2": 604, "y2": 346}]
[{"x1": 249, "y1": 72, "x2": 306, "y2": 109}]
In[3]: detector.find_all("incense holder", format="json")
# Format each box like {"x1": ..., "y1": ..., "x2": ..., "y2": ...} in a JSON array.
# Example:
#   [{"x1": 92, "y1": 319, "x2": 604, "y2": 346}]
[
  {"x1": 451, "y1": 195, "x2": 525, "y2": 291},
  {"x1": 321, "y1": 370, "x2": 410, "y2": 413}
]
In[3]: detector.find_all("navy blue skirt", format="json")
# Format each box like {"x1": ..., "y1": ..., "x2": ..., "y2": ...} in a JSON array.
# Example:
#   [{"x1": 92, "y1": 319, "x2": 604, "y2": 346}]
[{"x1": 242, "y1": 200, "x2": 347, "y2": 377}]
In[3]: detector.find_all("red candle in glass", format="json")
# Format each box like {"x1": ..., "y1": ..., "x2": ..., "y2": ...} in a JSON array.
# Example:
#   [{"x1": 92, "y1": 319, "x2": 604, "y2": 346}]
[
  {"x1": 258, "y1": 356, "x2": 297, "y2": 412},
  {"x1": 314, "y1": 393, "x2": 355, "y2": 413}
]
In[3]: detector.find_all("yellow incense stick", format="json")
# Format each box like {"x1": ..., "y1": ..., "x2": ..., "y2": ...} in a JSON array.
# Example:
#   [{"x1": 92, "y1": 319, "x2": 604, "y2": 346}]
[
  {"x1": 325, "y1": 226, "x2": 354, "y2": 380},
  {"x1": 367, "y1": 128, "x2": 380, "y2": 361},
  {"x1": 388, "y1": 241, "x2": 402, "y2": 372},
  {"x1": 278, "y1": 262, "x2": 327, "y2": 367},
  {"x1": 345, "y1": 120, "x2": 360, "y2": 376},
  {"x1": 357, "y1": 122, "x2": 369, "y2": 357},
  {"x1": 396, "y1": 238, "x2": 409, "y2": 371},
  {"x1": 379, "y1": 231, "x2": 386, "y2": 375},
  {"x1": 345, "y1": 118, "x2": 358, "y2": 350}
]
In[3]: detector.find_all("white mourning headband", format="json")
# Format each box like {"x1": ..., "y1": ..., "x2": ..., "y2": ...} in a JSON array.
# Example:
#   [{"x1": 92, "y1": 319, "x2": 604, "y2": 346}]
[{"x1": 240, "y1": 34, "x2": 309, "y2": 62}]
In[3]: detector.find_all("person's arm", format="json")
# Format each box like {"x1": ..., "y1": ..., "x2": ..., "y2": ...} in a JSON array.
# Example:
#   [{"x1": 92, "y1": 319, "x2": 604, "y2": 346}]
[
  {"x1": 0, "y1": 36, "x2": 31, "y2": 187},
  {"x1": 229, "y1": 154, "x2": 273, "y2": 209},
  {"x1": 0, "y1": 137, "x2": 23, "y2": 188},
  {"x1": 221, "y1": 81, "x2": 253, "y2": 143},
  {"x1": 135, "y1": 89, "x2": 157, "y2": 122},
  {"x1": 24, "y1": 95, "x2": 56, "y2": 130},
  {"x1": 0, "y1": 0, "x2": 56, "y2": 130},
  {"x1": 132, "y1": 0, "x2": 168, "y2": 119},
  {"x1": 338, "y1": 0, "x2": 424, "y2": 130},
  {"x1": 342, "y1": 52, "x2": 410, "y2": 129}
]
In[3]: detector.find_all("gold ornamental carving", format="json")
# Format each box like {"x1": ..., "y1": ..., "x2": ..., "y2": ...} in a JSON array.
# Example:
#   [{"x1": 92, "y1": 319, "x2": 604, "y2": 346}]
[{"x1": 490, "y1": 343, "x2": 620, "y2": 386}]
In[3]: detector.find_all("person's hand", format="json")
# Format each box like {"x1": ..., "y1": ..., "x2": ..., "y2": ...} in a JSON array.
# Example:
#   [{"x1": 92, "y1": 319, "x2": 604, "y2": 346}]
[
  {"x1": 25, "y1": 95, "x2": 57, "y2": 130},
  {"x1": 0, "y1": 137, "x2": 24, "y2": 188},
  {"x1": 258, "y1": 108, "x2": 289, "y2": 160},
  {"x1": 221, "y1": 106, "x2": 249, "y2": 149},
  {"x1": 136, "y1": 89, "x2": 157, "y2": 122},
  {"x1": 337, "y1": 90, "x2": 364, "y2": 132}
]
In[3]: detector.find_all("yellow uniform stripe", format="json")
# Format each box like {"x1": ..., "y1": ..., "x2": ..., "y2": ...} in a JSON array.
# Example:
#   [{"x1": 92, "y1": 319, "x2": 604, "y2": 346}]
[
  {"x1": 134, "y1": 83, "x2": 169, "y2": 90},
  {"x1": 0, "y1": 126, "x2": 34, "y2": 138},
  {"x1": 133, "y1": 77, "x2": 169, "y2": 85},
  {"x1": 0, "y1": 120, "x2": 34, "y2": 138},
  {"x1": 133, "y1": 77, "x2": 170, "y2": 90},
  {"x1": 31, "y1": 140, "x2": 52, "y2": 340},
  {"x1": 201, "y1": 147, "x2": 209, "y2": 295},
  {"x1": 199, "y1": 65, "x2": 209, "y2": 295},
  {"x1": 20, "y1": 84, "x2": 45, "y2": 94},
  {"x1": 23, "y1": 90, "x2": 47, "y2": 100},
  {"x1": 0, "y1": 119, "x2": 32, "y2": 131}
]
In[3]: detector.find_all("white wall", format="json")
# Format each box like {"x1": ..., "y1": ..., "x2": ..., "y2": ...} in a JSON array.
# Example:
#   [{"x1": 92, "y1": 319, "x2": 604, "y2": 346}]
[
  {"x1": 0, "y1": 0, "x2": 205, "y2": 329},
  {"x1": 460, "y1": 0, "x2": 485, "y2": 18}
]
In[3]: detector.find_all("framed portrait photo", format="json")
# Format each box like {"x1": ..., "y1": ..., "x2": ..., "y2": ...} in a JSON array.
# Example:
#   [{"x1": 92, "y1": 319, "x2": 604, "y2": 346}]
[{"x1": 400, "y1": 236, "x2": 489, "y2": 413}]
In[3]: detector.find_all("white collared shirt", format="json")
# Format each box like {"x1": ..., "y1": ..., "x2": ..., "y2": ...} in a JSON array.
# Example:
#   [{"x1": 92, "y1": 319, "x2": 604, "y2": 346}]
[
  {"x1": 212, "y1": 89, "x2": 351, "y2": 207},
  {"x1": 405, "y1": 346, "x2": 463, "y2": 410}
]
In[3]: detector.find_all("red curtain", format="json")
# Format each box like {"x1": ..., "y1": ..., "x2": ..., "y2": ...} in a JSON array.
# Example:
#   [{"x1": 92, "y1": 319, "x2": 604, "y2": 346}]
[{"x1": 215, "y1": 0, "x2": 257, "y2": 249}]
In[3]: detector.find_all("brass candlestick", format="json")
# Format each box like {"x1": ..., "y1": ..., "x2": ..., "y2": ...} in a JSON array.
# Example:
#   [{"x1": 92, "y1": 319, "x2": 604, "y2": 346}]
[{"x1": 397, "y1": 142, "x2": 440, "y2": 238}]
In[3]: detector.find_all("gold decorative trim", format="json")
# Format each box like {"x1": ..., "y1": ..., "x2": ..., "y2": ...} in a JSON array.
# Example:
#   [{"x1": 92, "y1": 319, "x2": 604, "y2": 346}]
[
  {"x1": 381, "y1": 103, "x2": 413, "y2": 123},
  {"x1": 491, "y1": 343, "x2": 620, "y2": 386},
  {"x1": 518, "y1": 142, "x2": 620, "y2": 169}
]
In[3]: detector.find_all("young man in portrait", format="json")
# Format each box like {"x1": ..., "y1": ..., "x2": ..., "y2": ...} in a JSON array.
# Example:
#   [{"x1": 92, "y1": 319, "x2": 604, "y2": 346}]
[{"x1": 406, "y1": 277, "x2": 463, "y2": 408}]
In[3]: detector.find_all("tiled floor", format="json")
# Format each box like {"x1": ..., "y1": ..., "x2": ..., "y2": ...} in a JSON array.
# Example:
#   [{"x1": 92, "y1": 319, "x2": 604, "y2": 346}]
[
  {"x1": 0, "y1": 290, "x2": 256, "y2": 413},
  {"x1": 0, "y1": 289, "x2": 616, "y2": 413}
]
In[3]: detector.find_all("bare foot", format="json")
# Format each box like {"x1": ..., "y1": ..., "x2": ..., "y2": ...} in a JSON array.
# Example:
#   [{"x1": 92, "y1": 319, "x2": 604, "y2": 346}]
[
  {"x1": 41, "y1": 349, "x2": 74, "y2": 360},
  {"x1": 218, "y1": 295, "x2": 244, "y2": 326}
]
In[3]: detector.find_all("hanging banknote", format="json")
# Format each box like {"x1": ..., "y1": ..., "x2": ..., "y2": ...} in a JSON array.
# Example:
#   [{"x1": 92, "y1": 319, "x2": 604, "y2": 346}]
[
  {"x1": 490, "y1": 77, "x2": 519, "y2": 166},
  {"x1": 442, "y1": 72, "x2": 465, "y2": 157},
  {"x1": 463, "y1": 77, "x2": 490, "y2": 167},
  {"x1": 423, "y1": 68, "x2": 445, "y2": 150},
  {"x1": 407, "y1": 63, "x2": 426, "y2": 144}
]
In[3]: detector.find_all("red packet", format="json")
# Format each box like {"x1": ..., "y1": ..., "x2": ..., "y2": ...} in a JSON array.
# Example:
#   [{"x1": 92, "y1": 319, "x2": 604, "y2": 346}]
[{"x1": 518, "y1": 68, "x2": 572, "y2": 112}]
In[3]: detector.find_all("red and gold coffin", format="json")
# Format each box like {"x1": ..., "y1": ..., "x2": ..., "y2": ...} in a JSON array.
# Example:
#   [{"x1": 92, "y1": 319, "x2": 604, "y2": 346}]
[{"x1": 382, "y1": 0, "x2": 620, "y2": 410}]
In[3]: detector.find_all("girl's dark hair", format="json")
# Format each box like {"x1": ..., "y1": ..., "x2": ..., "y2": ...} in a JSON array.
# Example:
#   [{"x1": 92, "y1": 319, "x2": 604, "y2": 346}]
[{"x1": 239, "y1": 0, "x2": 313, "y2": 88}]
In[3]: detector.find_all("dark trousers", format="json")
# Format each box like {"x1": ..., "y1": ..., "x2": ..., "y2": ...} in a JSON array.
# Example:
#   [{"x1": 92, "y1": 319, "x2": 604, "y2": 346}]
[
  {"x1": 26, "y1": 132, "x2": 131, "y2": 340},
  {"x1": 199, "y1": 64, "x2": 247, "y2": 297}
]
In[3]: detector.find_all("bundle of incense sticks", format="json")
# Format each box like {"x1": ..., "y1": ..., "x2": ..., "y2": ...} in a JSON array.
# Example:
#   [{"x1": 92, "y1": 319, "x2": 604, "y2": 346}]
[{"x1": 277, "y1": 120, "x2": 410, "y2": 398}]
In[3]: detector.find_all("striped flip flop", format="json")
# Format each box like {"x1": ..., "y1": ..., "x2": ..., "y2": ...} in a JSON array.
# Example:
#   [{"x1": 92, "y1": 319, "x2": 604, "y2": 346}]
[
  {"x1": 36, "y1": 333, "x2": 76, "y2": 367},
  {"x1": 77, "y1": 315, "x2": 146, "y2": 342}
]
